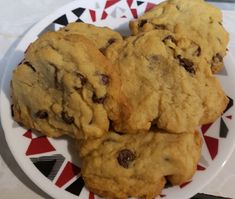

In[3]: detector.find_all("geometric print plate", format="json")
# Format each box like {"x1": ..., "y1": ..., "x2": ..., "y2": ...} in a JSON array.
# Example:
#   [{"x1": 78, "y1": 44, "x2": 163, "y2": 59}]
[{"x1": 1, "y1": 1, "x2": 235, "y2": 199}]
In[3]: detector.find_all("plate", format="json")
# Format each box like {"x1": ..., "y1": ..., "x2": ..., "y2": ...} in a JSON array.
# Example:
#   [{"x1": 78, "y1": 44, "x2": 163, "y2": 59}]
[{"x1": 1, "y1": 0, "x2": 235, "y2": 198}]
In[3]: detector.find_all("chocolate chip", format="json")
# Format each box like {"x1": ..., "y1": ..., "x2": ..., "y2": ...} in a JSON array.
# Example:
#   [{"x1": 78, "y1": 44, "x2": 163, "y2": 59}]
[
  {"x1": 11, "y1": 104, "x2": 14, "y2": 117},
  {"x1": 117, "y1": 149, "x2": 136, "y2": 168},
  {"x1": 24, "y1": 61, "x2": 36, "y2": 72},
  {"x1": 177, "y1": 55, "x2": 195, "y2": 74},
  {"x1": 92, "y1": 93, "x2": 106, "y2": 104},
  {"x1": 35, "y1": 110, "x2": 48, "y2": 119},
  {"x1": 213, "y1": 53, "x2": 223, "y2": 63},
  {"x1": 155, "y1": 24, "x2": 166, "y2": 30},
  {"x1": 194, "y1": 47, "x2": 201, "y2": 56},
  {"x1": 108, "y1": 120, "x2": 116, "y2": 132},
  {"x1": 150, "y1": 55, "x2": 159, "y2": 61},
  {"x1": 162, "y1": 35, "x2": 176, "y2": 43},
  {"x1": 108, "y1": 38, "x2": 116, "y2": 45},
  {"x1": 76, "y1": 73, "x2": 87, "y2": 86},
  {"x1": 150, "y1": 118, "x2": 158, "y2": 131},
  {"x1": 99, "y1": 47, "x2": 106, "y2": 55},
  {"x1": 61, "y1": 111, "x2": 74, "y2": 124},
  {"x1": 164, "y1": 157, "x2": 170, "y2": 162},
  {"x1": 54, "y1": 67, "x2": 60, "y2": 88},
  {"x1": 100, "y1": 74, "x2": 109, "y2": 85},
  {"x1": 218, "y1": 21, "x2": 222, "y2": 25},
  {"x1": 139, "y1": 19, "x2": 147, "y2": 28},
  {"x1": 74, "y1": 86, "x2": 82, "y2": 91}
]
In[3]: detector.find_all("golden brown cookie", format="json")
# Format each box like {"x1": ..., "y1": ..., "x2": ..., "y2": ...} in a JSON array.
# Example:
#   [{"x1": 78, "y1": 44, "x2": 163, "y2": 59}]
[
  {"x1": 129, "y1": 0, "x2": 229, "y2": 73},
  {"x1": 106, "y1": 30, "x2": 228, "y2": 134},
  {"x1": 79, "y1": 131, "x2": 202, "y2": 199},
  {"x1": 11, "y1": 32, "x2": 123, "y2": 139}
]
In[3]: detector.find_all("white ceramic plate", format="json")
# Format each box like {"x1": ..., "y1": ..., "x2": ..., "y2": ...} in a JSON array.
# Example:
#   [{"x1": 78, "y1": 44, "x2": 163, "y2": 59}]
[{"x1": 1, "y1": 0, "x2": 235, "y2": 198}]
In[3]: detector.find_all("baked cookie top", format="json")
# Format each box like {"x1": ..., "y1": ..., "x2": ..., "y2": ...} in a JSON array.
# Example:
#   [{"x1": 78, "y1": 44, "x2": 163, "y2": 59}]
[
  {"x1": 59, "y1": 23, "x2": 128, "y2": 123},
  {"x1": 79, "y1": 131, "x2": 202, "y2": 199},
  {"x1": 129, "y1": 0, "x2": 229, "y2": 73},
  {"x1": 11, "y1": 31, "x2": 122, "y2": 139},
  {"x1": 106, "y1": 29, "x2": 228, "y2": 134},
  {"x1": 59, "y1": 22, "x2": 123, "y2": 54}
]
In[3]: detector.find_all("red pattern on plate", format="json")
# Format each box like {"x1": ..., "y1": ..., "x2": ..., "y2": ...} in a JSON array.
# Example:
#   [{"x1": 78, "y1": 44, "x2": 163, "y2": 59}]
[
  {"x1": 55, "y1": 161, "x2": 80, "y2": 187},
  {"x1": 127, "y1": 0, "x2": 134, "y2": 7},
  {"x1": 180, "y1": 181, "x2": 192, "y2": 188},
  {"x1": 23, "y1": 129, "x2": 32, "y2": 139},
  {"x1": 105, "y1": 0, "x2": 120, "y2": 9},
  {"x1": 197, "y1": 164, "x2": 206, "y2": 171},
  {"x1": 204, "y1": 136, "x2": 219, "y2": 160},
  {"x1": 89, "y1": 10, "x2": 96, "y2": 22},
  {"x1": 130, "y1": 8, "x2": 138, "y2": 18},
  {"x1": 101, "y1": 11, "x2": 108, "y2": 20},
  {"x1": 226, "y1": 115, "x2": 232, "y2": 119},
  {"x1": 201, "y1": 123, "x2": 213, "y2": 134},
  {"x1": 145, "y1": 2, "x2": 156, "y2": 12},
  {"x1": 89, "y1": 192, "x2": 95, "y2": 199},
  {"x1": 26, "y1": 136, "x2": 55, "y2": 156}
]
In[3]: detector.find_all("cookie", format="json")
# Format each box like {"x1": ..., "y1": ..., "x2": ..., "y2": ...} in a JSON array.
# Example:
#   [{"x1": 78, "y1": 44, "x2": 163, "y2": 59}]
[
  {"x1": 79, "y1": 131, "x2": 202, "y2": 199},
  {"x1": 11, "y1": 32, "x2": 123, "y2": 139},
  {"x1": 59, "y1": 23, "x2": 130, "y2": 123},
  {"x1": 129, "y1": 0, "x2": 229, "y2": 73},
  {"x1": 59, "y1": 22, "x2": 123, "y2": 54},
  {"x1": 106, "y1": 29, "x2": 228, "y2": 134}
]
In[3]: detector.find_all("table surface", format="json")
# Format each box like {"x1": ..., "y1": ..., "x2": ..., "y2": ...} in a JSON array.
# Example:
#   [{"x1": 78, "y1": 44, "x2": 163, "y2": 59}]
[{"x1": 0, "y1": 1, "x2": 235, "y2": 199}]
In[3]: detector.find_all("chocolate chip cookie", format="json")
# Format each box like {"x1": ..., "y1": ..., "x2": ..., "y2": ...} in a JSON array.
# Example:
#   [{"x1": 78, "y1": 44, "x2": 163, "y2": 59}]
[
  {"x1": 129, "y1": 0, "x2": 229, "y2": 73},
  {"x1": 11, "y1": 32, "x2": 123, "y2": 139},
  {"x1": 59, "y1": 22, "x2": 123, "y2": 54},
  {"x1": 79, "y1": 131, "x2": 202, "y2": 199},
  {"x1": 106, "y1": 29, "x2": 228, "y2": 134}
]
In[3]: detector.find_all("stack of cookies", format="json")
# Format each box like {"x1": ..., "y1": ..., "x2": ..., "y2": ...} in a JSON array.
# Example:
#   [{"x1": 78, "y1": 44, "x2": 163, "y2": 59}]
[{"x1": 11, "y1": 0, "x2": 229, "y2": 198}]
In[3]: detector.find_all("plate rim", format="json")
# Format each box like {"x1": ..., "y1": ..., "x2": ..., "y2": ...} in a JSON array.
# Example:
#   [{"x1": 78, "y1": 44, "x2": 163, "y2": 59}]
[{"x1": 1, "y1": 1, "x2": 235, "y2": 199}]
